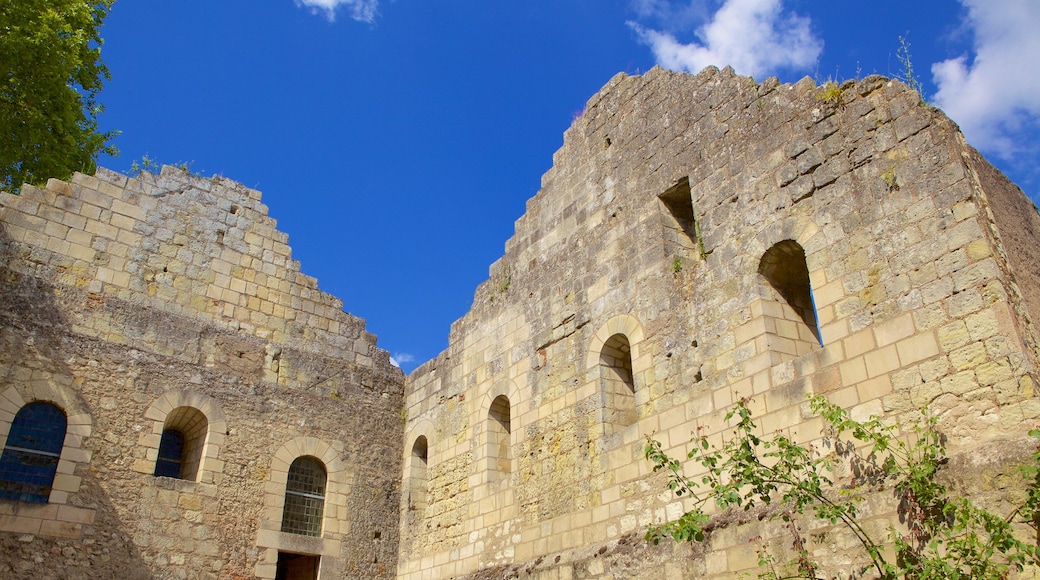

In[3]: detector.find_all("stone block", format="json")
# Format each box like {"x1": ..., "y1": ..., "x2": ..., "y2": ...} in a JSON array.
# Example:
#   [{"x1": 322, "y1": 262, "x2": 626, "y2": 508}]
[
  {"x1": 56, "y1": 505, "x2": 96, "y2": 525},
  {"x1": 0, "y1": 515, "x2": 42, "y2": 535},
  {"x1": 50, "y1": 473, "x2": 81, "y2": 493},
  {"x1": 861, "y1": 344, "x2": 898, "y2": 378},
  {"x1": 842, "y1": 329, "x2": 876, "y2": 359},
  {"x1": 940, "y1": 370, "x2": 978, "y2": 396},
  {"x1": 976, "y1": 359, "x2": 1013, "y2": 386},
  {"x1": 110, "y1": 198, "x2": 146, "y2": 221},
  {"x1": 873, "y1": 312, "x2": 914, "y2": 347},
  {"x1": 949, "y1": 341, "x2": 987, "y2": 371},
  {"x1": 965, "y1": 309, "x2": 999, "y2": 341},
  {"x1": 895, "y1": 332, "x2": 940, "y2": 366},
  {"x1": 856, "y1": 374, "x2": 893, "y2": 403},
  {"x1": 938, "y1": 320, "x2": 971, "y2": 351},
  {"x1": 952, "y1": 259, "x2": 1000, "y2": 292}
]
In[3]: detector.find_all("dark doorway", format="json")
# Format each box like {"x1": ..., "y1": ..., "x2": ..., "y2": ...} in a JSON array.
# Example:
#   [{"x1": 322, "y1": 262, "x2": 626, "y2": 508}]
[{"x1": 276, "y1": 552, "x2": 319, "y2": 580}]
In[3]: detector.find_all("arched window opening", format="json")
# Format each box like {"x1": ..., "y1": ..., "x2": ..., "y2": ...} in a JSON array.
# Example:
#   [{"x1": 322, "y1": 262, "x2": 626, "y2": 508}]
[
  {"x1": 407, "y1": 436, "x2": 428, "y2": 512},
  {"x1": 488, "y1": 395, "x2": 511, "y2": 479},
  {"x1": 0, "y1": 402, "x2": 67, "y2": 503},
  {"x1": 154, "y1": 406, "x2": 208, "y2": 481},
  {"x1": 281, "y1": 456, "x2": 327, "y2": 537},
  {"x1": 759, "y1": 240, "x2": 822, "y2": 354},
  {"x1": 601, "y1": 333, "x2": 636, "y2": 427}
]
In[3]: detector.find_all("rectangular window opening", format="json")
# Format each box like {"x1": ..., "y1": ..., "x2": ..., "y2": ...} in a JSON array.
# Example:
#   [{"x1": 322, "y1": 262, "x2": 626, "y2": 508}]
[
  {"x1": 658, "y1": 177, "x2": 705, "y2": 261},
  {"x1": 276, "y1": 552, "x2": 319, "y2": 580}
]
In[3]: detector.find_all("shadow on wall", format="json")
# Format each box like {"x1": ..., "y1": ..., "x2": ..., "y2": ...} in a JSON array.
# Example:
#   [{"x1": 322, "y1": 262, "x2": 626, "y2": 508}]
[{"x1": 0, "y1": 221, "x2": 153, "y2": 578}]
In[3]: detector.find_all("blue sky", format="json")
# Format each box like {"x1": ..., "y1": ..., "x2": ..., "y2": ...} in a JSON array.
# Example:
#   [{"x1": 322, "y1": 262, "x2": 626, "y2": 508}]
[{"x1": 95, "y1": 0, "x2": 1040, "y2": 372}]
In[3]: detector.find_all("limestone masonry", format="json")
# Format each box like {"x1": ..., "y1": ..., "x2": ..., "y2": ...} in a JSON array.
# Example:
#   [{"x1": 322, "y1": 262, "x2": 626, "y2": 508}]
[{"x1": 2, "y1": 66, "x2": 1040, "y2": 579}]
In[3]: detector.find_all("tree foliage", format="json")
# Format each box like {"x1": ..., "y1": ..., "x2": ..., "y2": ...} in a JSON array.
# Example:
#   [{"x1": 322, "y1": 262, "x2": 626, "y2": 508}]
[
  {"x1": 645, "y1": 396, "x2": 1040, "y2": 579},
  {"x1": 0, "y1": 0, "x2": 117, "y2": 192}
]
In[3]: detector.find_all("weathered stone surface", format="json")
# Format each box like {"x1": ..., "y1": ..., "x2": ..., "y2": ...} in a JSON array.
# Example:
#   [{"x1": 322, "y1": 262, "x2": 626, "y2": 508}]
[
  {"x1": 0, "y1": 167, "x2": 403, "y2": 578},
  {"x1": 2, "y1": 65, "x2": 1040, "y2": 580},
  {"x1": 399, "y1": 68, "x2": 1040, "y2": 579}
]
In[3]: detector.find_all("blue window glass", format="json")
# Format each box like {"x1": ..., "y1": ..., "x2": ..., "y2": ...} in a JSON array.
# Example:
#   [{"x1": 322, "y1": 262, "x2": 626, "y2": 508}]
[
  {"x1": 154, "y1": 429, "x2": 186, "y2": 478},
  {"x1": 0, "y1": 402, "x2": 67, "y2": 503}
]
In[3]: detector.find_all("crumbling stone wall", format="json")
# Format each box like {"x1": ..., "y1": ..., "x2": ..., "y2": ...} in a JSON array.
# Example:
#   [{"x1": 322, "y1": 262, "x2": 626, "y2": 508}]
[
  {"x1": 2, "y1": 65, "x2": 1038, "y2": 580},
  {"x1": 0, "y1": 167, "x2": 404, "y2": 579},
  {"x1": 398, "y1": 67, "x2": 1040, "y2": 579}
]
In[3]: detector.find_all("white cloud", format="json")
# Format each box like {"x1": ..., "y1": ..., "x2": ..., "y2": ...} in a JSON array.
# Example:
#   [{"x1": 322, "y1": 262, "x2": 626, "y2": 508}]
[
  {"x1": 390, "y1": 352, "x2": 415, "y2": 368},
  {"x1": 931, "y1": 0, "x2": 1040, "y2": 159},
  {"x1": 628, "y1": 0, "x2": 822, "y2": 78},
  {"x1": 295, "y1": 0, "x2": 379, "y2": 23}
]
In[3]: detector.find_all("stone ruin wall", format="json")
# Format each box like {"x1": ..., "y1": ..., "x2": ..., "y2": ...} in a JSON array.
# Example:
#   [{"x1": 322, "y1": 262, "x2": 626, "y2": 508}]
[
  {"x1": 0, "y1": 167, "x2": 404, "y2": 579},
  {"x1": 1, "y1": 65, "x2": 1039, "y2": 580},
  {"x1": 398, "y1": 67, "x2": 1040, "y2": 579}
]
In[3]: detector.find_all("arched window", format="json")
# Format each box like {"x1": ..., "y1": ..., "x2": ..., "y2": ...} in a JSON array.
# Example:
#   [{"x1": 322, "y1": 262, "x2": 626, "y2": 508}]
[
  {"x1": 153, "y1": 406, "x2": 208, "y2": 481},
  {"x1": 759, "y1": 240, "x2": 822, "y2": 355},
  {"x1": 0, "y1": 402, "x2": 67, "y2": 503},
  {"x1": 487, "y1": 395, "x2": 511, "y2": 480},
  {"x1": 601, "y1": 333, "x2": 636, "y2": 427},
  {"x1": 407, "y1": 436, "x2": 428, "y2": 512},
  {"x1": 281, "y1": 456, "x2": 327, "y2": 537}
]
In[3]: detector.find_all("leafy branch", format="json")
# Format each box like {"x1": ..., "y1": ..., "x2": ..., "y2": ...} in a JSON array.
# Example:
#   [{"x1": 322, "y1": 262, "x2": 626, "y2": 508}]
[{"x1": 645, "y1": 395, "x2": 1040, "y2": 579}]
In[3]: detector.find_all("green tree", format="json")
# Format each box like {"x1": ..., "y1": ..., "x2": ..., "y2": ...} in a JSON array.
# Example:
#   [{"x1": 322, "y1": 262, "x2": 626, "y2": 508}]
[
  {"x1": 0, "y1": 0, "x2": 117, "y2": 192},
  {"x1": 645, "y1": 396, "x2": 1040, "y2": 579}
]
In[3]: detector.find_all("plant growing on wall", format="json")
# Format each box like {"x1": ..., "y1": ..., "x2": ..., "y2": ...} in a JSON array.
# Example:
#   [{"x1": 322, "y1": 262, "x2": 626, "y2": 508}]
[
  {"x1": 645, "y1": 395, "x2": 1040, "y2": 579},
  {"x1": 816, "y1": 81, "x2": 843, "y2": 105},
  {"x1": 129, "y1": 155, "x2": 161, "y2": 175},
  {"x1": 897, "y1": 33, "x2": 925, "y2": 103}
]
